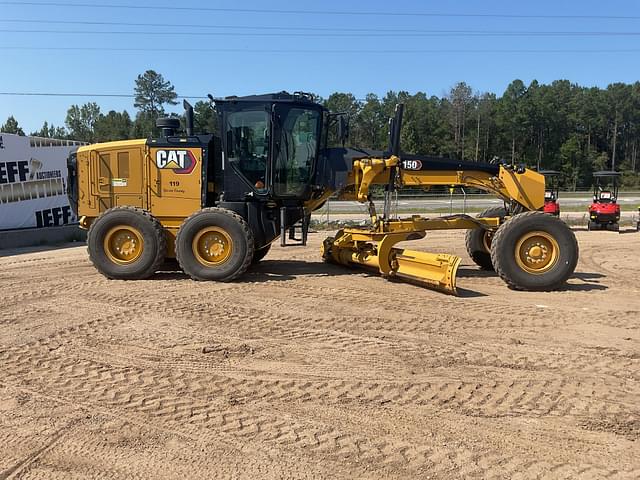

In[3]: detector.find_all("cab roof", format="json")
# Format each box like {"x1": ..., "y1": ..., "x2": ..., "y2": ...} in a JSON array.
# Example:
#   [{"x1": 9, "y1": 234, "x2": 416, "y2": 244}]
[{"x1": 214, "y1": 91, "x2": 319, "y2": 105}]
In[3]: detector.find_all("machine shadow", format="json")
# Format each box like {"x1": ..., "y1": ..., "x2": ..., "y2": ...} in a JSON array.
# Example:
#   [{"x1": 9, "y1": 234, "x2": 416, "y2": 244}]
[
  {"x1": 572, "y1": 271, "x2": 606, "y2": 281},
  {"x1": 454, "y1": 268, "x2": 607, "y2": 294},
  {"x1": 561, "y1": 271, "x2": 608, "y2": 292},
  {"x1": 560, "y1": 282, "x2": 608, "y2": 292},
  {"x1": 456, "y1": 267, "x2": 496, "y2": 279},
  {"x1": 151, "y1": 259, "x2": 366, "y2": 283},
  {"x1": 152, "y1": 260, "x2": 484, "y2": 296},
  {"x1": 247, "y1": 260, "x2": 363, "y2": 283},
  {"x1": 384, "y1": 272, "x2": 487, "y2": 297},
  {"x1": 454, "y1": 288, "x2": 488, "y2": 298},
  {"x1": 151, "y1": 263, "x2": 604, "y2": 294}
]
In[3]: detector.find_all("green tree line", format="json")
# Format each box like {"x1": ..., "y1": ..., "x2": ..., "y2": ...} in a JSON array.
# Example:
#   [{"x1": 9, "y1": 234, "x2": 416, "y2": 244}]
[{"x1": 2, "y1": 73, "x2": 640, "y2": 189}]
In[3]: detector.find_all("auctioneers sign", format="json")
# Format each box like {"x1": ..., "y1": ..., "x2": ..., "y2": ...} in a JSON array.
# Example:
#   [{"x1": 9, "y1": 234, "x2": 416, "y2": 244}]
[{"x1": 0, "y1": 133, "x2": 84, "y2": 230}]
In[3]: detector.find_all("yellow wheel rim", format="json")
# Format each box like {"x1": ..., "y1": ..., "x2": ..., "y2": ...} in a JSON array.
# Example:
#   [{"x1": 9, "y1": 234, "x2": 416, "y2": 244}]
[
  {"x1": 482, "y1": 230, "x2": 494, "y2": 252},
  {"x1": 514, "y1": 231, "x2": 560, "y2": 275},
  {"x1": 192, "y1": 227, "x2": 233, "y2": 266},
  {"x1": 103, "y1": 225, "x2": 144, "y2": 265}
]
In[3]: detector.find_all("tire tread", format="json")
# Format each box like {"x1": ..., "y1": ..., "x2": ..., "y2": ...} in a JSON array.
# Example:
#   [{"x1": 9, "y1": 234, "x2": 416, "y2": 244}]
[
  {"x1": 87, "y1": 206, "x2": 166, "y2": 280},
  {"x1": 490, "y1": 211, "x2": 578, "y2": 291},
  {"x1": 175, "y1": 207, "x2": 254, "y2": 282},
  {"x1": 464, "y1": 206, "x2": 507, "y2": 270}
]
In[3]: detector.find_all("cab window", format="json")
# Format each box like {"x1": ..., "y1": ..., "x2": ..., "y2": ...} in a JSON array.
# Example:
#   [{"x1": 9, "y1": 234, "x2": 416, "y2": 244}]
[{"x1": 225, "y1": 108, "x2": 269, "y2": 192}]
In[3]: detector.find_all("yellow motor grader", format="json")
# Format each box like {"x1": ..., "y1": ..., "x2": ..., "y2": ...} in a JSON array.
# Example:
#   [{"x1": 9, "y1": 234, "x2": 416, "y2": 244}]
[{"x1": 67, "y1": 92, "x2": 578, "y2": 294}]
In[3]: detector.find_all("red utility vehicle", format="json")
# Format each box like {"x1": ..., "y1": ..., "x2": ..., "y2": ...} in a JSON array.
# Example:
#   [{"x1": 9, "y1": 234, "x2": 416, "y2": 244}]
[
  {"x1": 588, "y1": 171, "x2": 622, "y2": 231},
  {"x1": 540, "y1": 170, "x2": 561, "y2": 216}
]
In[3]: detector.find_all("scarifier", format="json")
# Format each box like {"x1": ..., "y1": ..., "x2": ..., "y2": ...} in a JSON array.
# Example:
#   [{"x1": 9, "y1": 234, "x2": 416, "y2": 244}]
[{"x1": 67, "y1": 92, "x2": 578, "y2": 294}]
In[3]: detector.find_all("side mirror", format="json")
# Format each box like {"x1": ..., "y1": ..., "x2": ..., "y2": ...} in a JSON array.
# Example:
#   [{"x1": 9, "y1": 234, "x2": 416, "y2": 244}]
[{"x1": 337, "y1": 115, "x2": 349, "y2": 147}]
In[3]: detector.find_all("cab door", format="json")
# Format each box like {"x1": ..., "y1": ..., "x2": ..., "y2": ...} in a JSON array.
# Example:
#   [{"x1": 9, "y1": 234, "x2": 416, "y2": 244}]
[{"x1": 271, "y1": 104, "x2": 321, "y2": 201}]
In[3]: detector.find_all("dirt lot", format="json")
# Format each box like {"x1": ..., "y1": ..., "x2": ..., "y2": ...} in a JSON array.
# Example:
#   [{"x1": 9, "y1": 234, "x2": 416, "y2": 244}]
[{"x1": 1, "y1": 229, "x2": 638, "y2": 479}]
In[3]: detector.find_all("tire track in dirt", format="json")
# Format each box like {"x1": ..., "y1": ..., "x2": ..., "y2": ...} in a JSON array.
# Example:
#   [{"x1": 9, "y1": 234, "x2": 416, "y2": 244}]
[
  {"x1": 3, "y1": 284, "x2": 637, "y2": 419},
  {"x1": 0, "y1": 278, "x2": 108, "y2": 310},
  {"x1": 2, "y1": 353, "x2": 636, "y2": 480},
  {"x1": 2, "y1": 232, "x2": 639, "y2": 478},
  {"x1": 579, "y1": 240, "x2": 638, "y2": 285},
  {"x1": 258, "y1": 281, "x2": 638, "y2": 331},
  {"x1": 0, "y1": 423, "x2": 75, "y2": 480},
  {"x1": 0, "y1": 354, "x2": 454, "y2": 476},
  {"x1": 1, "y1": 340, "x2": 637, "y2": 430},
  {"x1": 15, "y1": 281, "x2": 633, "y2": 385},
  {"x1": 0, "y1": 284, "x2": 249, "y2": 348},
  {"x1": 0, "y1": 254, "x2": 85, "y2": 269},
  {"x1": 14, "y1": 423, "x2": 260, "y2": 480},
  {"x1": 151, "y1": 295, "x2": 639, "y2": 382}
]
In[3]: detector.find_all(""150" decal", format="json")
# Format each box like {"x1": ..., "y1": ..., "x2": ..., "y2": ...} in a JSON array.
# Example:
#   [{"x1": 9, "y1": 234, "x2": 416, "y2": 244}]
[{"x1": 401, "y1": 159, "x2": 423, "y2": 170}]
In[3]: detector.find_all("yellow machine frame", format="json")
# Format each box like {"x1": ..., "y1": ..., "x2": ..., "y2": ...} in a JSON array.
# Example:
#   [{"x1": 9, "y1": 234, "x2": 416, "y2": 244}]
[
  {"x1": 72, "y1": 96, "x2": 572, "y2": 296},
  {"x1": 315, "y1": 155, "x2": 544, "y2": 294}
]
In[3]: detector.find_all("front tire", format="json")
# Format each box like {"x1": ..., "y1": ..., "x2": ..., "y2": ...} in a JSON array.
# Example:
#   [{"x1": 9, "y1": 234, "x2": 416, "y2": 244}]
[
  {"x1": 87, "y1": 207, "x2": 165, "y2": 280},
  {"x1": 176, "y1": 208, "x2": 254, "y2": 282},
  {"x1": 465, "y1": 206, "x2": 507, "y2": 270},
  {"x1": 490, "y1": 211, "x2": 578, "y2": 291}
]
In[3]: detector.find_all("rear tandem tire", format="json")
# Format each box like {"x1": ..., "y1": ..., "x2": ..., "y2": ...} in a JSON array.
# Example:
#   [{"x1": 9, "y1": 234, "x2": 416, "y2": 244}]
[
  {"x1": 175, "y1": 208, "x2": 254, "y2": 282},
  {"x1": 87, "y1": 206, "x2": 166, "y2": 280},
  {"x1": 490, "y1": 211, "x2": 578, "y2": 291},
  {"x1": 464, "y1": 206, "x2": 507, "y2": 271}
]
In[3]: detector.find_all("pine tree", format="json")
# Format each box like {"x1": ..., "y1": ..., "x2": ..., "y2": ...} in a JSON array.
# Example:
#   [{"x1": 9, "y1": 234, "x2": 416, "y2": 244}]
[
  {"x1": 133, "y1": 70, "x2": 178, "y2": 136},
  {"x1": 1, "y1": 116, "x2": 25, "y2": 135}
]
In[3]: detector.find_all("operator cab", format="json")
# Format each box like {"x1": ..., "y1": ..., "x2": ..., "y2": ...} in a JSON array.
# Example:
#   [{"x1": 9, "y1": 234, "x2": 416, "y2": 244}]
[
  {"x1": 213, "y1": 92, "x2": 325, "y2": 204},
  {"x1": 198, "y1": 92, "x2": 329, "y2": 248}
]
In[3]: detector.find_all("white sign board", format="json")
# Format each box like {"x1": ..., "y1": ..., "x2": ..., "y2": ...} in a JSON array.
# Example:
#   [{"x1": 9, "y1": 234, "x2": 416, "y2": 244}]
[{"x1": 0, "y1": 133, "x2": 84, "y2": 230}]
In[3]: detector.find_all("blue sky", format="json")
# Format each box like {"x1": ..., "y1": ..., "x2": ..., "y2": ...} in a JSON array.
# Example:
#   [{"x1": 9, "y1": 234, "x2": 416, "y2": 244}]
[{"x1": 1, "y1": 0, "x2": 640, "y2": 133}]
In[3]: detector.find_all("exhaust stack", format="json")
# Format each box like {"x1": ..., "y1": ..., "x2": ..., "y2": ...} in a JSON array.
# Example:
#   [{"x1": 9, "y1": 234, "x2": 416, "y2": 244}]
[{"x1": 183, "y1": 100, "x2": 194, "y2": 136}]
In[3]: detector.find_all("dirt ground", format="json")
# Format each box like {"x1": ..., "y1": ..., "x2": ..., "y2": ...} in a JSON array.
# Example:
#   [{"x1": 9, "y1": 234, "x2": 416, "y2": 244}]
[{"x1": 1, "y1": 229, "x2": 638, "y2": 479}]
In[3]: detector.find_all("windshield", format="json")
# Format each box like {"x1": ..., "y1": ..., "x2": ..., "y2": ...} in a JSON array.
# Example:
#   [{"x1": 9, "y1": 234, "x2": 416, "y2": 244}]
[{"x1": 273, "y1": 107, "x2": 320, "y2": 197}]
